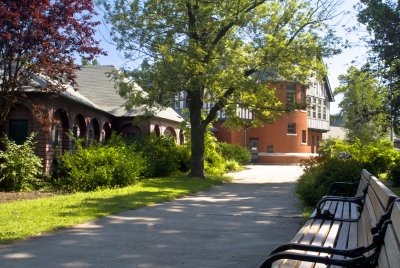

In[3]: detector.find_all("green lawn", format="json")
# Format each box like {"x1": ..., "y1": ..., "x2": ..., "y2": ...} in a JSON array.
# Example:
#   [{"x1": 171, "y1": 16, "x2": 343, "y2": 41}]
[{"x1": 0, "y1": 176, "x2": 229, "y2": 244}]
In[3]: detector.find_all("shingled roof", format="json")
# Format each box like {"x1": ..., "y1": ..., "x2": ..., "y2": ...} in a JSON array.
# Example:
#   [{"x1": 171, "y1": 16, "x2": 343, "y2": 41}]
[{"x1": 75, "y1": 65, "x2": 183, "y2": 123}]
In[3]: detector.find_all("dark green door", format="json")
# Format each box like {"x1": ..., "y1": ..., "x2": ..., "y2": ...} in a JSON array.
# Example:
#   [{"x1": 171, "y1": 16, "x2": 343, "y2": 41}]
[{"x1": 9, "y1": 119, "x2": 28, "y2": 145}]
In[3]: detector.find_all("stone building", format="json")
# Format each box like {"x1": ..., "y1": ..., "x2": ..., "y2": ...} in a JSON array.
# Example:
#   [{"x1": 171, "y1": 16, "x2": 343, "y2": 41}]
[{"x1": 1, "y1": 65, "x2": 184, "y2": 173}]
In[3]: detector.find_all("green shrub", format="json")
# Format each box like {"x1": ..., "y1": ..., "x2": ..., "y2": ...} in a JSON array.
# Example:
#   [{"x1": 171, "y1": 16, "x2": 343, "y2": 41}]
[
  {"x1": 219, "y1": 142, "x2": 251, "y2": 165},
  {"x1": 135, "y1": 134, "x2": 179, "y2": 177},
  {"x1": 320, "y1": 138, "x2": 400, "y2": 174},
  {"x1": 176, "y1": 144, "x2": 191, "y2": 173},
  {"x1": 224, "y1": 160, "x2": 240, "y2": 172},
  {"x1": 56, "y1": 136, "x2": 145, "y2": 192},
  {"x1": 296, "y1": 158, "x2": 363, "y2": 208},
  {"x1": 0, "y1": 133, "x2": 43, "y2": 191},
  {"x1": 389, "y1": 162, "x2": 400, "y2": 186},
  {"x1": 204, "y1": 131, "x2": 226, "y2": 176}
]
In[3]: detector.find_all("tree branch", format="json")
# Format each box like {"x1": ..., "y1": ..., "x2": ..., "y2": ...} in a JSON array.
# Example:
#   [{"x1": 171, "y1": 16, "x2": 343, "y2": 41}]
[{"x1": 202, "y1": 86, "x2": 235, "y2": 126}]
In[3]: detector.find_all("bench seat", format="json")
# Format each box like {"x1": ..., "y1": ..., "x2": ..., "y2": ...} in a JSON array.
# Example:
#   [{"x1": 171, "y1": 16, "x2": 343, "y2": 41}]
[{"x1": 261, "y1": 170, "x2": 398, "y2": 268}]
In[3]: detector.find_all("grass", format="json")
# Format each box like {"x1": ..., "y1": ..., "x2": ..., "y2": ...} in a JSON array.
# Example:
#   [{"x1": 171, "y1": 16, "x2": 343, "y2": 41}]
[{"x1": 0, "y1": 176, "x2": 230, "y2": 244}]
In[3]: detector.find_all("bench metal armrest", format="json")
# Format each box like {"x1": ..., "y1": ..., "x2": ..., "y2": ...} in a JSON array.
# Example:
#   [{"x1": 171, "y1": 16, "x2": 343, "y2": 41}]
[
  {"x1": 260, "y1": 251, "x2": 368, "y2": 268},
  {"x1": 328, "y1": 182, "x2": 359, "y2": 196},
  {"x1": 269, "y1": 243, "x2": 373, "y2": 258},
  {"x1": 313, "y1": 195, "x2": 365, "y2": 221}
]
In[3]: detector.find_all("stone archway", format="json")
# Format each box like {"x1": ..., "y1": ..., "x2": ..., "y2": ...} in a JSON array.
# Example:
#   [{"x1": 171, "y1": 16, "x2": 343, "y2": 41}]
[
  {"x1": 73, "y1": 114, "x2": 87, "y2": 139},
  {"x1": 179, "y1": 130, "x2": 185, "y2": 145},
  {"x1": 164, "y1": 126, "x2": 176, "y2": 142},
  {"x1": 120, "y1": 124, "x2": 142, "y2": 139},
  {"x1": 89, "y1": 118, "x2": 100, "y2": 142},
  {"x1": 102, "y1": 122, "x2": 112, "y2": 141},
  {"x1": 154, "y1": 125, "x2": 160, "y2": 136}
]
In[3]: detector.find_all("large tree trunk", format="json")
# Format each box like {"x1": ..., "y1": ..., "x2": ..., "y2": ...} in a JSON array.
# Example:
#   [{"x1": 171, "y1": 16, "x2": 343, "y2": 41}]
[{"x1": 188, "y1": 90, "x2": 206, "y2": 178}]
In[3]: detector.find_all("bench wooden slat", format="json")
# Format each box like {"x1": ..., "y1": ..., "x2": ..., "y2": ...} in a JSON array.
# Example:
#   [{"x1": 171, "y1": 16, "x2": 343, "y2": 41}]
[
  {"x1": 369, "y1": 177, "x2": 387, "y2": 219},
  {"x1": 350, "y1": 202, "x2": 359, "y2": 220},
  {"x1": 370, "y1": 175, "x2": 395, "y2": 210},
  {"x1": 342, "y1": 202, "x2": 350, "y2": 220},
  {"x1": 280, "y1": 218, "x2": 317, "y2": 268},
  {"x1": 335, "y1": 222, "x2": 349, "y2": 250},
  {"x1": 356, "y1": 169, "x2": 370, "y2": 196},
  {"x1": 381, "y1": 226, "x2": 400, "y2": 268},
  {"x1": 291, "y1": 219, "x2": 314, "y2": 243},
  {"x1": 330, "y1": 222, "x2": 356, "y2": 268},
  {"x1": 334, "y1": 201, "x2": 343, "y2": 218},
  {"x1": 391, "y1": 201, "x2": 400, "y2": 247},
  {"x1": 377, "y1": 245, "x2": 390, "y2": 268},
  {"x1": 357, "y1": 198, "x2": 370, "y2": 247},
  {"x1": 297, "y1": 221, "x2": 331, "y2": 268},
  {"x1": 314, "y1": 222, "x2": 341, "y2": 268},
  {"x1": 348, "y1": 222, "x2": 357, "y2": 248},
  {"x1": 377, "y1": 202, "x2": 400, "y2": 268},
  {"x1": 277, "y1": 219, "x2": 319, "y2": 268},
  {"x1": 361, "y1": 194, "x2": 377, "y2": 247}
]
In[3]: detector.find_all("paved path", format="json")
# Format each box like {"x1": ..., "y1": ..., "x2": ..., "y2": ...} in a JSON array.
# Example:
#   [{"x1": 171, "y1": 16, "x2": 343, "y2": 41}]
[{"x1": 0, "y1": 165, "x2": 303, "y2": 268}]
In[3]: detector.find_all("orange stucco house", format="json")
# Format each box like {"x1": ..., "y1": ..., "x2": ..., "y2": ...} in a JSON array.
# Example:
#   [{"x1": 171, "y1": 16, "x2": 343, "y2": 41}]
[{"x1": 175, "y1": 76, "x2": 334, "y2": 164}]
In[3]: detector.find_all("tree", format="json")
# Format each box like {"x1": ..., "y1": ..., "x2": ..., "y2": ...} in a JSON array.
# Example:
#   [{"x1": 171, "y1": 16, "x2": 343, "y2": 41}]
[
  {"x1": 100, "y1": 0, "x2": 341, "y2": 177},
  {"x1": 81, "y1": 58, "x2": 101, "y2": 66},
  {"x1": 0, "y1": 0, "x2": 105, "y2": 123},
  {"x1": 335, "y1": 66, "x2": 389, "y2": 143},
  {"x1": 356, "y1": 0, "x2": 400, "y2": 135}
]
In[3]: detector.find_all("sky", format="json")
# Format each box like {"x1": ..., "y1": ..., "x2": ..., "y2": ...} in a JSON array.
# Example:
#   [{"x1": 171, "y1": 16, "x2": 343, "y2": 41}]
[{"x1": 93, "y1": 0, "x2": 370, "y2": 115}]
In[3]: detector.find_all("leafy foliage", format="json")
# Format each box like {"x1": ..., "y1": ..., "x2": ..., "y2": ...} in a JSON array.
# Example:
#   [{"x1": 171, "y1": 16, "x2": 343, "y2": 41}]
[
  {"x1": 135, "y1": 135, "x2": 180, "y2": 177},
  {"x1": 335, "y1": 66, "x2": 389, "y2": 143},
  {"x1": 0, "y1": 133, "x2": 43, "y2": 191},
  {"x1": 296, "y1": 158, "x2": 363, "y2": 207},
  {"x1": 100, "y1": 0, "x2": 341, "y2": 177},
  {"x1": 55, "y1": 136, "x2": 145, "y2": 192},
  {"x1": 0, "y1": 0, "x2": 104, "y2": 123},
  {"x1": 175, "y1": 144, "x2": 191, "y2": 174},
  {"x1": 219, "y1": 142, "x2": 251, "y2": 165},
  {"x1": 389, "y1": 162, "x2": 400, "y2": 187},
  {"x1": 224, "y1": 160, "x2": 241, "y2": 172},
  {"x1": 319, "y1": 138, "x2": 400, "y2": 174},
  {"x1": 356, "y1": 0, "x2": 400, "y2": 134},
  {"x1": 297, "y1": 137, "x2": 400, "y2": 208},
  {"x1": 203, "y1": 131, "x2": 226, "y2": 176}
]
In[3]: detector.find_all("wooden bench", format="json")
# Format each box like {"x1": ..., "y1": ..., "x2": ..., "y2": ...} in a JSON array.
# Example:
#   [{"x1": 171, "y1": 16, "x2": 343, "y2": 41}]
[{"x1": 260, "y1": 170, "x2": 398, "y2": 268}]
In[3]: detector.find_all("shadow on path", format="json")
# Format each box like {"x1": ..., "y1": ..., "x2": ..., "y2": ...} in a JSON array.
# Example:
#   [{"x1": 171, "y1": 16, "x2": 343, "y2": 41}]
[{"x1": 0, "y1": 169, "x2": 303, "y2": 268}]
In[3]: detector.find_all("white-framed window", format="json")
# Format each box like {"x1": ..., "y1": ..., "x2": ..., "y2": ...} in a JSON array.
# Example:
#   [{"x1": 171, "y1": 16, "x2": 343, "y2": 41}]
[
  {"x1": 307, "y1": 96, "x2": 328, "y2": 121},
  {"x1": 286, "y1": 84, "x2": 295, "y2": 110},
  {"x1": 287, "y1": 123, "x2": 296, "y2": 134}
]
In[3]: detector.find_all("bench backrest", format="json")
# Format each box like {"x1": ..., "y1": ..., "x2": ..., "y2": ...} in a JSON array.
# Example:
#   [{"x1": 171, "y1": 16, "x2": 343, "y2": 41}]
[
  {"x1": 355, "y1": 169, "x2": 372, "y2": 196},
  {"x1": 378, "y1": 200, "x2": 400, "y2": 267},
  {"x1": 357, "y1": 175, "x2": 397, "y2": 248}
]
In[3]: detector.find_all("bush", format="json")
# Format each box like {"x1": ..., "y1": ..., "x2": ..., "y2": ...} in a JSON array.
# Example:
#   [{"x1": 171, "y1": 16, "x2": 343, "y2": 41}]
[
  {"x1": 389, "y1": 162, "x2": 400, "y2": 186},
  {"x1": 296, "y1": 158, "x2": 363, "y2": 208},
  {"x1": 219, "y1": 142, "x2": 251, "y2": 165},
  {"x1": 55, "y1": 135, "x2": 145, "y2": 192},
  {"x1": 0, "y1": 133, "x2": 43, "y2": 191},
  {"x1": 204, "y1": 131, "x2": 226, "y2": 176},
  {"x1": 319, "y1": 138, "x2": 400, "y2": 174},
  {"x1": 224, "y1": 160, "x2": 240, "y2": 172},
  {"x1": 176, "y1": 144, "x2": 191, "y2": 173},
  {"x1": 135, "y1": 134, "x2": 180, "y2": 177}
]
